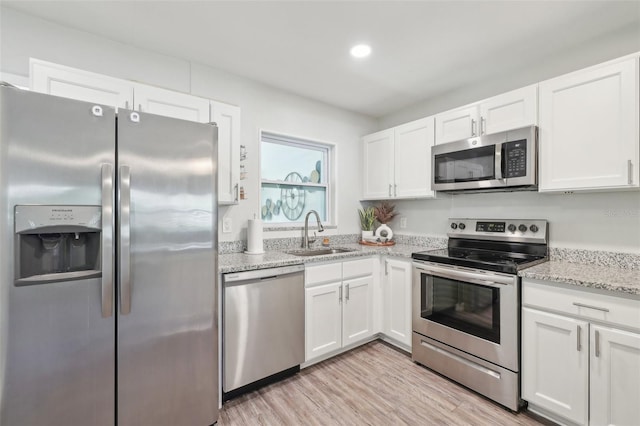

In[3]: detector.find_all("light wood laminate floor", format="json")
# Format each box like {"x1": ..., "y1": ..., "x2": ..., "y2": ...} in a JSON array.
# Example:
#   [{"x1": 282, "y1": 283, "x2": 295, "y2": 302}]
[{"x1": 219, "y1": 341, "x2": 552, "y2": 425}]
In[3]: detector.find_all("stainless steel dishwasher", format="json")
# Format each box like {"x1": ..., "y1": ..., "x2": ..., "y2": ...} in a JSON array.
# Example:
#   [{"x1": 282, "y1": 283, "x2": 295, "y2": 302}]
[{"x1": 222, "y1": 264, "x2": 305, "y2": 399}]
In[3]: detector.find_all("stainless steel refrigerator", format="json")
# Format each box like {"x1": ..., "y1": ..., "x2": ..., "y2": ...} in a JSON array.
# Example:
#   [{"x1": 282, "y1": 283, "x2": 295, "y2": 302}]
[{"x1": 0, "y1": 84, "x2": 218, "y2": 426}]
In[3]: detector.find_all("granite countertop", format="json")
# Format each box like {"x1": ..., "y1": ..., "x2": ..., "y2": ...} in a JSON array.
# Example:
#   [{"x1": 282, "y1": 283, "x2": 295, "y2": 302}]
[
  {"x1": 519, "y1": 260, "x2": 640, "y2": 296},
  {"x1": 219, "y1": 242, "x2": 432, "y2": 273}
]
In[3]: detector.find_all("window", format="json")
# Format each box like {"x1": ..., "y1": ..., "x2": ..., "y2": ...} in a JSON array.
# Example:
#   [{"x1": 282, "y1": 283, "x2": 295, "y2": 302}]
[{"x1": 260, "y1": 131, "x2": 332, "y2": 225}]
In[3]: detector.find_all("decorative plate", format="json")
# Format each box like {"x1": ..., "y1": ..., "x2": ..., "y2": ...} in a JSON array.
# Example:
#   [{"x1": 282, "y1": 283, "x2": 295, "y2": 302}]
[{"x1": 281, "y1": 172, "x2": 305, "y2": 220}]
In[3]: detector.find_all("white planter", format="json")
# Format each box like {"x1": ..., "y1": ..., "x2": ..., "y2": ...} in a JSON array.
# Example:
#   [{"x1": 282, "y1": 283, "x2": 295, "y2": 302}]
[{"x1": 361, "y1": 230, "x2": 374, "y2": 241}]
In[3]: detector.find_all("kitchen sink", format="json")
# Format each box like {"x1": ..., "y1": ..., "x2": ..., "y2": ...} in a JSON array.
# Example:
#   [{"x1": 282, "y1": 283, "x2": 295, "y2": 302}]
[{"x1": 286, "y1": 248, "x2": 356, "y2": 257}]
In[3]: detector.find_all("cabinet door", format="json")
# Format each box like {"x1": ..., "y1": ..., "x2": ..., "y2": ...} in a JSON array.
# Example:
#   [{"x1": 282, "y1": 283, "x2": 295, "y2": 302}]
[
  {"x1": 383, "y1": 259, "x2": 412, "y2": 348},
  {"x1": 211, "y1": 101, "x2": 241, "y2": 205},
  {"x1": 133, "y1": 84, "x2": 210, "y2": 123},
  {"x1": 342, "y1": 276, "x2": 374, "y2": 346},
  {"x1": 305, "y1": 282, "x2": 342, "y2": 361},
  {"x1": 394, "y1": 117, "x2": 435, "y2": 198},
  {"x1": 479, "y1": 85, "x2": 537, "y2": 135},
  {"x1": 522, "y1": 308, "x2": 589, "y2": 425},
  {"x1": 30, "y1": 59, "x2": 133, "y2": 109},
  {"x1": 590, "y1": 325, "x2": 640, "y2": 426},
  {"x1": 362, "y1": 129, "x2": 394, "y2": 199},
  {"x1": 434, "y1": 105, "x2": 479, "y2": 144},
  {"x1": 539, "y1": 58, "x2": 639, "y2": 191}
]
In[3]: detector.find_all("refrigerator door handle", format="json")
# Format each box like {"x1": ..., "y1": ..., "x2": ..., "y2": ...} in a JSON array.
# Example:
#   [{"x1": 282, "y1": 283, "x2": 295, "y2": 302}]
[
  {"x1": 118, "y1": 165, "x2": 132, "y2": 315},
  {"x1": 101, "y1": 163, "x2": 114, "y2": 318}
]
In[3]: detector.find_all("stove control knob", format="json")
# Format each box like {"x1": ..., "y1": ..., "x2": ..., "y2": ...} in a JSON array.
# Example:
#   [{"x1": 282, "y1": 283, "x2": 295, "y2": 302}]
[
  {"x1": 458, "y1": 223, "x2": 466, "y2": 230},
  {"x1": 508, "y1": 224, "x2": 517, "y2": 233},
  {"x1": 451, "y1": 223, "x2": 458, "y2": 230},
  {"x1": 518, "y1": 224, "x2": 528, "y2": 233},
  {"x1": 530, "y1": 224, "x2": 539, "y2": 233}
]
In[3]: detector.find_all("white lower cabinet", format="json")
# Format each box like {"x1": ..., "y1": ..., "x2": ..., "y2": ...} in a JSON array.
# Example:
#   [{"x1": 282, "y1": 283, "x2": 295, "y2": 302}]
[
  {"x1": 590, "y1": 325, "x2": 640, "y2": 426},
  {"x1": 342, "y1": 275, "x2": 374, "y2": 346},
  {"x1": 522, "y1": 279, "x2": 640, "y2": 426},
  {"x1": 522, "y1": 308, "x2": 589, "y2": 425},
  {"x1": 382, "y1": 258, "x2": 412, "y2": 349},
  {"x1": 304, "y1": 258, "x2": 376, "y2": 362},
  {"x1": 305, "y1": 282, "x2": 343, "y2": 359}
]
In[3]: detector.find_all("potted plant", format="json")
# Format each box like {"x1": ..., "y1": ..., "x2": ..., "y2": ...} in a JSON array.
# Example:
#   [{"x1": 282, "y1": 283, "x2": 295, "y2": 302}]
[
  {"x1": 358, "y1": 207, "x2": 376, "y2": 240},
  {"x1": 374, "y1": 202, "x2": 397, "y2": 241}
]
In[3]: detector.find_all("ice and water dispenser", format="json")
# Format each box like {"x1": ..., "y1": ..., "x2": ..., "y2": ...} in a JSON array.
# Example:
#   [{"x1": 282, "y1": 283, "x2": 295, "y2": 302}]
[{"x1": 15, "y1": 205, "x2": 102, "y2": 285}]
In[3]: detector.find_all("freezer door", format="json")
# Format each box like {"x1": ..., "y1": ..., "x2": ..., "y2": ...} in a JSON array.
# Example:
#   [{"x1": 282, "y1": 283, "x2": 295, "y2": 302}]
[
  {"x1": 116, "y1": 110, "x2": 218, "y2": 426},
  {"x1": 0, "y1": 86, "x2": 116, "y2": 425}
]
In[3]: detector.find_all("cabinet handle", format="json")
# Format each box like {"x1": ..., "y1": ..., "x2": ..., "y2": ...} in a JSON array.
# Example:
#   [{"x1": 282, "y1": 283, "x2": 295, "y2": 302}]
[
  {"x1": 576, "y1": 325, "x2": 582, "y2": 352},
  {"x1": 480, "y1": 117, "x2": 486, "y2": 135},
  {"x1": 339, "y1": 285, "x2": 343, "y2": 304},
  {"x1": 471, "y1": 119, "x2": 477, "y2": 136},
  {"x1": 572, "y1": 302, "x2": 609, "y2": 312},
  {"x1": 138, "y1": 104, "x2": 142, "y2": 112},
  {"x1": 234, "y1": 183, "x2": 239, "y2": 202},
  {"x1": 628, "y1": 160, "x2": 633, "y2": 185},
  {"x1": 385, "y1": 261, "x2": 388, "y2": 275},
  {"x1": 394, "y1": 184, "x2": 397, "y2": 197},
  {"x1": 595, "y1": 329, "x2": 600, "y2": 358},
  {"x1": 388, "y1": 184, "x2": 392, "y2": 197},
  {"x1": 125, "y1": 101, "x2": 130, "y2": 110},
  {"x1": 345, "y1": 283, "x2": 350, "y2": 301}
]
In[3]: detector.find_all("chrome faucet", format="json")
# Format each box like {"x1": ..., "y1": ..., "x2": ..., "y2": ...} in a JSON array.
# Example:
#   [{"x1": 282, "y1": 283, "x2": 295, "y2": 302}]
[{"x1": 302, "y1": 210, "x2": 324, "y2": 248}]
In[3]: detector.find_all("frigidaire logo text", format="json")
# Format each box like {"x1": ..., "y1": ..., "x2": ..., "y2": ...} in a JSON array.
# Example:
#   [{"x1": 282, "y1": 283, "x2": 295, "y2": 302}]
[{"x1": 51, "y1": 209, "x2": 73, "y2": 212}]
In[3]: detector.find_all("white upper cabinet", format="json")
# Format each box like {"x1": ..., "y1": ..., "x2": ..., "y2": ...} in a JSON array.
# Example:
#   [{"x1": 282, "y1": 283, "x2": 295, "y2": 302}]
[
  {"x1": 133, "y1": 83, "x2": 210, "y2": 122},
  {"x1": 435, "y1": 85, "x2": 537, "y2": 144},
  {"x1": 211, "y1": 101, "x2": 241, "y2": 205},
  {"x1": 480, "y1": 85, "x2": 537, "y2": 135},
  {"x1": 538, "y1": 57, "x2": 639, "y2": 192},
  {"x1": 30, "y1": 58, "x2": 133, "y2": 109},
  {"x1": 362, "y1": 129, "x2": 394, "y2": 199},
  {"x1": 30, "y1": 59, "x2": 213, "y2": 123},
  {"x1": 394, "y1": 117, "x2": 435, "y2": 198},
  {"x1": 435, "y1": 105, "x2": 479, "y2": 144},
  {"x1": 362, "y1": 117, "x2": 435, "y2": 200}
]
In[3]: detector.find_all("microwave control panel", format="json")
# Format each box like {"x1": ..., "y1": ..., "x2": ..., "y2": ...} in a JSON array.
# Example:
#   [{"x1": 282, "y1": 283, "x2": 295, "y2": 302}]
[{"x1": 504, "y1": 139, "x2": 527, "y2": 178}]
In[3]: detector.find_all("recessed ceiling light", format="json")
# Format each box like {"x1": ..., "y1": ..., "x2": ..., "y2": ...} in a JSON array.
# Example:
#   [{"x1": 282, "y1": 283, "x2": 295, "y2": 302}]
[{"x1": 350, "y1": 44, "x2": 371, "y2": 58}]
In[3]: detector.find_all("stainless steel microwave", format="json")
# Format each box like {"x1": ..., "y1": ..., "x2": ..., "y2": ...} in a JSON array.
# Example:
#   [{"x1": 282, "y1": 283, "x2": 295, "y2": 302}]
[{"x1": 432, "y1": 126, "x2": 537, "y2": 192}]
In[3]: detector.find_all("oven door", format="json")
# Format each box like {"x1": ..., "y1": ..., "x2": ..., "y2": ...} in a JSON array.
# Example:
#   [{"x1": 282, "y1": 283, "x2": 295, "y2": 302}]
[{"x1": 412, "y1": 261, "x2": 519, "y2": 371}]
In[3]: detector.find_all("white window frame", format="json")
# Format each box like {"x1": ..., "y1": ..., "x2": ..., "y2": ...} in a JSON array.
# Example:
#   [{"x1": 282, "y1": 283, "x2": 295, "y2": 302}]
[{"x1": 259, "y1": 130, "x2": 336, "y2": 227}]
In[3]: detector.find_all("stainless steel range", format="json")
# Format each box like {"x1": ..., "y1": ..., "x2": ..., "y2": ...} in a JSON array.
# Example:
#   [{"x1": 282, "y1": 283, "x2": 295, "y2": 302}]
[{"x1": 411, "y1": 218, "x2": 548, "y2": 411}]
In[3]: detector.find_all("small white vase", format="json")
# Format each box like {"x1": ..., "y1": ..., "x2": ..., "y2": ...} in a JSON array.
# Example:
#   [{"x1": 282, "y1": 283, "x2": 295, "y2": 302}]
[
  {"x1": 375, "y1": 223, "x2": 393, "y2": 240},
  {"x1": 361, "y1": 230, "x2": 374, "y2": 241}
]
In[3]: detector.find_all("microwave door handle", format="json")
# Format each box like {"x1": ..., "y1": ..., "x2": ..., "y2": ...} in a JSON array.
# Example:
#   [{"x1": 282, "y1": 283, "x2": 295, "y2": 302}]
[{"x1": 494, "y1": 143, "x2": 503, "y2": 181}]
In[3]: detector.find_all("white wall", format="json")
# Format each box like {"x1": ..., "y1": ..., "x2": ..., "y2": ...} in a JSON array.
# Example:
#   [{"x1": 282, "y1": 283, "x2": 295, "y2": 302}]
[
  {"x1": 0, "y1": 7, "x2": 378, "y2": 243},
  {"x1": 377, "y1": 24, "x2": 640, "y2": 254},
  {"x1": 380, "y1": 23, "x2": 640, "y2": 128},
  {"x1": 389, "y1": 192, "x2": 640, "y2": 253}
]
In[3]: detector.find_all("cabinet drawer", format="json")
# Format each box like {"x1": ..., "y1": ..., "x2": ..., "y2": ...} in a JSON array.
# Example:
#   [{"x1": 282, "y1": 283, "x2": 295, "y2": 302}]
[
  {"x1": 305, "y1": 262, "x2": 342, "y2": 287},
  {"x1": 523, "y1": 279, "x2": 640, "y2": 331},
  {"x1": 343, "y1": 257, "x2": 375, "y2": 279}
]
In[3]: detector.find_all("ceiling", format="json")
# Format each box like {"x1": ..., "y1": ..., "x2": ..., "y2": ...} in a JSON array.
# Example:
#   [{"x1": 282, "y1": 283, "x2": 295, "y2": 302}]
[{"x1": 3, "y1": 1, "x2": 640, "y2": 118}]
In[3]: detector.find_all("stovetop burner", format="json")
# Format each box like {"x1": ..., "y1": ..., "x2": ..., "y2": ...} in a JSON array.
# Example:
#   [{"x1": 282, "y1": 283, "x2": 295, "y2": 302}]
[{"x1": 412, "y1": 218, "x2": 549, "y2": 274}]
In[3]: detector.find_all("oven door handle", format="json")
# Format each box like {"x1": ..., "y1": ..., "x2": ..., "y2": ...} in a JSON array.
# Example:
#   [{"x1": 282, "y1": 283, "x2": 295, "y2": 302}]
[{"x1": 414, "y1": 264, "x2": 514, "y2": 287}]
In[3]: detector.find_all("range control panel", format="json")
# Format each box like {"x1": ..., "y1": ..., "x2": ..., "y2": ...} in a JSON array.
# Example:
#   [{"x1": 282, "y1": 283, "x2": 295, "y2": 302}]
[{"x1": 448, "y1": 218, "x2": 548, "y2": 243}]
